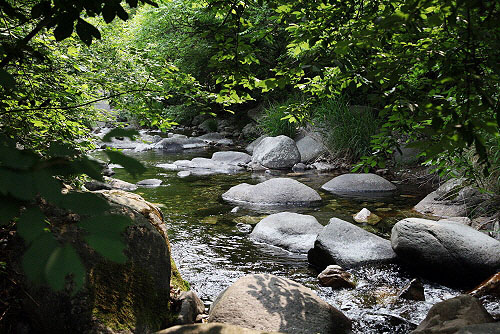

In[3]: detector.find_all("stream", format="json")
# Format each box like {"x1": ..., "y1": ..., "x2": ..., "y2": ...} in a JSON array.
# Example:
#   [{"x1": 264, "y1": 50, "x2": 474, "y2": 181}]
[{"x1": 94, "y1": 146, "x2": 499, "y2": 334}]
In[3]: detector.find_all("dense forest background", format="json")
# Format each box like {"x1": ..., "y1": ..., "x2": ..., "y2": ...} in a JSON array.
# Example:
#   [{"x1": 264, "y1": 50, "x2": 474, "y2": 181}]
[{"x1": 1, "y1": 0, "x2": 499, "y2": 293}]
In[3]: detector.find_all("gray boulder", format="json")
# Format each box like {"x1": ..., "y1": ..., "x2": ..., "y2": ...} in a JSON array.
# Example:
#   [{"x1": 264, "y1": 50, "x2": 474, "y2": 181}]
[
  {"x1": 211, "y1": 151, "x2": 252, "y2": 165},
  {"x1": 154, "y1": 137, "x2": 208, "y2": 152},
  {"x1": 414, "y1": 179, "x2": 489, "y2": 218},
  {"x1": 208, "y1": 274, "x2": 351, "y2": 334},
  {"x1": 295, "y1": 135, "x2": 327, "y2": 163},
  {"x1": 197, "y1": 133, "x2": 233, "y2": 146},
  {"x1": 241, "y1": 123, "x2": 261, "y2": 139},
  {"x1": 250, "y1": 212, "x2": 324, "y2": 253},
  {"x1": 104, "y1": 176, "x2": 138, "y2": 191},
  {"x1": 137, "y1": 178, "x2": 163, "y2": 187},
  {"x1": 157, "y1": 323, "x2": 284, "y2": 334},
  {"x1": 321, "y1": 173, "x2": 397, "y2": 195},
  {"x1": 308, "y1": 218, "x2": 396, "y2": 269},
  {"x1": 412, "y1": 295, "x2": 494, "y2": 334},
  {"x1": 391, "y1": 218, "x2": 500, "y2": 283},
  {"x1": 245, "y1": 135, "x2": 266, "y2": 154},
  {"x1": 456, "y1": 323, "x2": 500, "y2": 334},
  {"x1": 222, "y1": 178, "x2": 322, "y2": 208},
  {"x1": 251, "y1": 136, "x2": 301, "y2": 169}
]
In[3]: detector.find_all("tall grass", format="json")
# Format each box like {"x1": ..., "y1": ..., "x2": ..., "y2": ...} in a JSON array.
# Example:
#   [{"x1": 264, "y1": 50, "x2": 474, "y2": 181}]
[
  {"x1": 311, "y1": 97, "x2": 380, "y2": 162},
  {"x1": 257, "y1": 98, "x2": 298, "y2": 138}
]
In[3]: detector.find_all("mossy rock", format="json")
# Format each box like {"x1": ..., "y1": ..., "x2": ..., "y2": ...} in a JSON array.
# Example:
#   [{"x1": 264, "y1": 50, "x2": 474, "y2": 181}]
[{"x1": 20, "y1": 191, "x2": 173, "y2": 334}]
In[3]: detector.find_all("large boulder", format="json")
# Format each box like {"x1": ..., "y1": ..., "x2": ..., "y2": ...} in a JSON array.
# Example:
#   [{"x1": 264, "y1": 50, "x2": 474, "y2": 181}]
[
  {"x1": 391, "y1": 218, "x2": 500, "y2": 283},
  {"x1": 414, "y1": 179, "x2": 489, "y2": 218},
  {"x1": 295, "y1": 135, "x2": 327, "y2": 163},
  {"x1": 308, "y1": 218, "x2": 396, "y2": 269},
  {"x1": 17, "y1": 190, "x2": 171, "y2": 333},
  {"x1": 245, "y1": 135, "x2": 266, "y2": 154},
  {"x1": 211, "y1": 151, "x2": 252, "y2": 165},
  {"x1": 321, "y1": 173, "x2": 397, "y2": 196},
  {"x1": 154, "y1": 137, "x2": 209, "y2": 152},
  {"x1": 251, "y1": 136, "x2": 301, "y2": 169},
  {"x1": 221, "y1": 178, "x2": 322, "y2": 208},
  {"x1": 156, "y1": 323, "x2": 284, "y2": 334},
  {"x1": 250, "y1": 212, "x2": 324, "y2": 253},
  {"x1": 412, "y1": 295, "x2": 494, "y2": 334},
  {"x1": 456, "y1": 323, "x2": 500, "y2": 334},
  {"x1": 208, "y1": 274, "x2": 351, "y2": 334}
]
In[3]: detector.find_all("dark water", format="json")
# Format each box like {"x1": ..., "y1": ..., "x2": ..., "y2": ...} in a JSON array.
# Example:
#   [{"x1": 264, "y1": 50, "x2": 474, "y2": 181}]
[{"x1": 94, "y1": 148, "x2": 499, "y2": 334}]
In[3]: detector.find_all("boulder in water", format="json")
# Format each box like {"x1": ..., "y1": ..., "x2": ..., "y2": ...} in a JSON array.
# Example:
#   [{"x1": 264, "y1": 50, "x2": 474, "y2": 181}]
[
  {"x1": 251, "y1": 136, "x2": 301, "y2": 169},
  {"x1": 321, "y1": 173, "x2": 397, "y2": 196}
]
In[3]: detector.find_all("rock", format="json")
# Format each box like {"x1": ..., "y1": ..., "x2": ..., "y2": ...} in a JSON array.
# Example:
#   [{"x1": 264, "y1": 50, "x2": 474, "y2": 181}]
[
  {"x1": 197, "y1": 133, "x2": 233, "y2": 146},
  {"x1": 353, "y1": 208, "x2": 381, "y2": 225},
  {"x1": 137, "y1": 178, "x2": 163, "y2": 187},
  {"x1": 231, "y1": 206, "x2": 240, "y2": 213},
  {"x1": 439, "y1": 217, "x2": 472, "y2": 225},
  {"x1": 251, "y1": 136, "x2": 301, "y2": 169},
  {"x1": 154, "y1": 137, "x2": 209, "y2": 152},
  {"x1": 178, "y1": 171, "x2": 191, "y2": 178},
  {"x1": 394, "y1": 145, "x2": 422, "y2": 165},
  {"x1": 198, "y1": 119, "x2": 218, "y2": 133},
  {"x1": 321, "y1": 173, "x2": 397, "y2": 196},
  {"x1": 412, "y1": 295, "x2": 494, "y2": 334},
  {"x1": 391, "y1": 218, "x2": 500, "y2": 283},
  {"x1": 104, "y1": 176, "x2": 138, "y2": 191},
  {"x1": 468, "y1": 272, "x2": 500, "y2": 298},
  {"x1": 245, "y1": 135, "x2": 266, "y2": 154},
  {"x1": 235, "y1": 223, "x2": 252, "y2": 233},
  {"x1": 455, "y1": 323, "x2": 500, "y2": 334},
  {"x1": 176, "y1": 291, "x2": 205, "y2": 325},
  {"x1": 134, "y1": 143, "x2": 153, "y2": 152},
  {"x1": 208, "y1": 274, "x2": 351, "y2": 334},
  {"x1": 414, "y1": 179, "x2": 489, "y2": 218},
  {"x1": 102, "y1": 165, "x2": 115, "y2": 176},
  {"x1": 317, "y1": 265, "x2": 356, "y2": 289},
  {"x1": 241, "y1": 123, "x2": 261, "y2": 139},
  {"x1": 211, "y1": 151, "x2": 252, "y2": 165},
  {"x1": 247, "y1": 107, "x2": 262, "y2": 121},
  {"x1": 308, "y1": 218, "x2": 396, "y2": 269},
  {"x1": 156, "y1": 323, "x2": 284, "y2": 334},
  {"x1": 192, "y1": 114, "x2": 209, "y2": 126},
  {"x1": 398, "y1": 279, "x2": 425, "y2": 301},
  {"x1": 84, "y1": 180, "x2": 112, "y2": 191},
  {"x1": 292, "y1": 163, "x2": 307, "y2": 171},
  {"x1": 295, "y1": 135, "x2": 327, "y2": 163},
  {"x1": 173, "y1": 157, "x2": 246, "y2": 176},
  {"x1": 312, "y1": 162, "x2": 336, "y2": 172},
  {"x1": 19, "y1": 190, "x2": 171, "y2": 333},
  {"x1": 250, "y1": 212, "x2": 324, "y2": 253},
  {"x1": 222, "y1": 178, "x2": 322, "y2": 208}
]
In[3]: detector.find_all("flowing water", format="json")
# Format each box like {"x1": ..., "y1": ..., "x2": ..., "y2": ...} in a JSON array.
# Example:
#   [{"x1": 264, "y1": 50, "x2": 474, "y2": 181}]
[{"x1": 94, "y1": 147, "x2": 499, "y2": 334}]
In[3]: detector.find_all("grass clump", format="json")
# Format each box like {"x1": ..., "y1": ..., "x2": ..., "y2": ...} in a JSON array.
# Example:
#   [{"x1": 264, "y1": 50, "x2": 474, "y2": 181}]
[
  {"x1": 257, "y1": 98, "x2": 298, "y2": 138},
  {"x1": 311, "y1": 97, "x2": 381, "y2": 162}
]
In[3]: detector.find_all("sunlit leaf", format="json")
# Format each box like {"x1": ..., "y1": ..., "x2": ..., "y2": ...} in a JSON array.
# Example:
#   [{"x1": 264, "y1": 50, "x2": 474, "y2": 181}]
[
  {"x1": 105, "y1": 150, "x2": 146, "y2": 177},
  {"x1": 45, "y1": 244, "x2": 86, "y2": 291}
]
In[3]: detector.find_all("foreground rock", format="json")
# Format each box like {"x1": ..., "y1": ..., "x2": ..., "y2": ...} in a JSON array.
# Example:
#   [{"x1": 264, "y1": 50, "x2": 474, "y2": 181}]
[
  {"x1": 456, "y1": 323, "x2": 500, "y2": 334},
  {"x1": 245, "y1": 135, "x2": 266, "y2": 154},
  {"x1": 208, "y1": 274, "x2": 351, "y2": 334},
  {"x1": 321, "y1": 173, "x2": 397, "y2": 196},
  {"x1": 137, "y1": 178, "x2": 163, "y2": 187},
  {"x1": 317, "y1": 265, "x2": 356, "y2": 289},
  {"x1": 18, "y1": 190, "x2": 171, "y2": 333},
  {"x1": 412, "y1": 295, "x2": 494, "y2": 334},
  {"x1": 398, "y1": 279, "x2": 425, "y2": 301},
  {"x1": 104, "y1": 176, "x2": 138, "y2": 191},
  {"x1": 308, "y1": 218, "x2": 396, "y2": 269},
  {"x1": 391, "y1": 218, "x2": 500, "y2": 283},
  {"x1": 251, "y1": 136, "x2": 301, "y2": 169},
  {"x1": 176, "y1": 291, "x2": 205, "y2": 325},
  {"x1": 156, "y1": 323, "x2": 284, "y2": 334},
  {"x1": 250, "y1": 212, "x2": 324, "y2": 253},
  {"x1": 222, "y1": 178, "x2": 322, "y2": 208},
  {"x1": 353, "y1": 208, "x2": 381, "y2": 225},
  {"x1": 158, "y1": 151, "x2": 251, "y2": 176},
  {"x1": 414, "y1": 179, "x2": 488, "y2": 217}
]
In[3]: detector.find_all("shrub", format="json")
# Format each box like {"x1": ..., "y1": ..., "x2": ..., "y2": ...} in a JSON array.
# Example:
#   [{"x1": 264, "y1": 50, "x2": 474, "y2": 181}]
[{"x1": 311, "y1": 97, "x2": 381, "y2": 162}]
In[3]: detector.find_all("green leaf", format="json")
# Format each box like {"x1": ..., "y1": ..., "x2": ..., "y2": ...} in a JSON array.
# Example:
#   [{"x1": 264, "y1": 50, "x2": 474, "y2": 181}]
[
  {"x1": 80, "y1": 214, "x2": 131, "y2": 263},
  {"x1": 0, "y1": 169, "x2": 37, "y2": 201},
  {"x1": 17, "y1": 207, "x2": 47, "y2": 243},
  {"x1": 76, "y1": 18, "x2": 101, "y2": 46},
  {"x1": 105, "y1": 150, "x2": 146, "y2": 177},
  {"x1": 0, "y1": 145, "x2": 36, "y2": 169},
  {"x1": 0, "y1": 197, "x2": 21, "y2": 225},
  {"x1": 102, "y1": 128, "x2": 139, "y2": 142},
  {"x1": 33, "y1": 171, "x2": 63, "y2": 203},
  {"x1": 53, "y1": 19, "x2": 74, "y2": 41},
  {"x1": 0, "y1": 69, "x2": 16, "y2": 90},
  {"x1": 116, "y1": 5, "x2": 129, "y2": 20},
  {"x1": 22, "y1": 233, "x2": 57, "y2": 285},
  {"x1": 45, "y1": 244, "x2": 86, "y2": 292},
  {"x1": 58, "y1": 192, "x2": 109, "y2": 215},
  {"x1": 101, "y1": 4, "x2": 116, "y2": 23}
]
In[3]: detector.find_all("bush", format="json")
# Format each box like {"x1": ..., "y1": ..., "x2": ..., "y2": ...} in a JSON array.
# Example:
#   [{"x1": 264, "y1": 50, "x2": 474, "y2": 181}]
[
  {"x1": 257, "y1": 99, "x2": 298, "y2": 138},
  {"x1": 311, "y1": 98, "x2": 381, "y2": 162}
]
